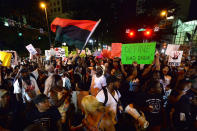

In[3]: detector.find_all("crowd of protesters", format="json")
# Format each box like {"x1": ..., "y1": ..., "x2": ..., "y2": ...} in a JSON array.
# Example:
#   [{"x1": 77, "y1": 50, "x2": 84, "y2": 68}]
[{"x1": 0, "y1": 48, "x2": 197, "y2": 131}]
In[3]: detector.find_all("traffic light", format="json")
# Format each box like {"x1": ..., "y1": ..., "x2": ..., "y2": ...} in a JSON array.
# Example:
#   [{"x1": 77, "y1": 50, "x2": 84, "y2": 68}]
[
  {"x1": 38, "y1": 36, "x2": 42, "y2": 40},
  {"x1": 144, "y1": 29, "x2": 152, "y2": 37},
  {"x1": 128, "y1": 31, "x2": 135, "y2": 38},
  {"x1": 18, "y1": 32, "x2": 22, "y2": 36}
]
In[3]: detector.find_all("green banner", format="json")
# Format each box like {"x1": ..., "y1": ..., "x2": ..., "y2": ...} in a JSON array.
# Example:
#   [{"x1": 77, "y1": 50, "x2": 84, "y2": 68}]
[{"x1": 121, "y1": 42, "x2": 156, "y2": 64}]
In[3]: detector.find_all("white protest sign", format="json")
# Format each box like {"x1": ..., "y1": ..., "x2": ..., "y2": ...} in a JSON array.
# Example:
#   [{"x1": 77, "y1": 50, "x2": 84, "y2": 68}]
[
  {"x1": 26, "y1": 44, "x2": 37, "y2": 55},
  {"x1": 168, "y1": 51, "x2": 183, "y2": 66},
  {"x1": 45, "y1": 50, "x2": 51, "y2": 60},
  {"x1": 54, "y1": 47, "x2": 66, "y2": 57},
  {"x1": 165, "y1": 44, "x2": 180, "y2": 56},
  {"x1": 45, "y1": 50, "x2": 50, "y2": 57},
  {"x1": 50, "y1": 48, "x2": 56, "y2": 56}
]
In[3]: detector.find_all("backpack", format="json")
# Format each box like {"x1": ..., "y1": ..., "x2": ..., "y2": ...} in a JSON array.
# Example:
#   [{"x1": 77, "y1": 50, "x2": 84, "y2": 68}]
[
  {"x1": 102, "y1": 87, "x2": 122, "y2": 121},
  {"x1": 30, "y1": 73, "x2": 37, "y2": 80},
  {"x1": 102, "y1": 87, "x2": 119, "y2": 106}
]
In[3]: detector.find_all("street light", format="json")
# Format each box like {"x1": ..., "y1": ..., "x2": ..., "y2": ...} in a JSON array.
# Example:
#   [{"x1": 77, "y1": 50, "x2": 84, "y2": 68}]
[
  {"x1": 89, "y1": 39, "x2": 93, "y2": 43},
  {"x1": 40, "y1": 2, "x2": 46, "y2": 8},
  {"x1": 40, "y1": 2, "x2": 52, "y2": 46},
  {"x1": 62, "y1": 42, "x2": 66, "y2": 46},
  {"x1": 160, "y1": 10, "x2": 167, "y2": 17},
  {"x1": 89, "y1": 39, "x2": 94, "y2": 49}
]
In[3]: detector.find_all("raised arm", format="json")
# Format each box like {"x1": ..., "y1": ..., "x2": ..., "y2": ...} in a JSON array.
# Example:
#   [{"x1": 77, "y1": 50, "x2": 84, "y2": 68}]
[
  {"x1": 126, "y1": 62, "x2": 138, "y2": 82},
  {"x1": 120, "y1": 62, "x2": 127, "y2": 77},
  {"x1": 155, "y1": 53, "x2": 160, "y2": 71}
]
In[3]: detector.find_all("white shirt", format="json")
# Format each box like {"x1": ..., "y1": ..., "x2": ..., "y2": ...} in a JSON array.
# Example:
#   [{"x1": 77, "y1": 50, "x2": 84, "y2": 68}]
[
  {"x1": 93, "y1": 75, "x2": 107, "y2": 90},
  {"x1": 14, "y1": 77, "x2": 41, "y2": 103},
  {"x1": 96, "y1": 88, "x2": 121, "y2": 114},
  {"x1": 31, "y1": 69, "x2": 39, "y2": 80}
]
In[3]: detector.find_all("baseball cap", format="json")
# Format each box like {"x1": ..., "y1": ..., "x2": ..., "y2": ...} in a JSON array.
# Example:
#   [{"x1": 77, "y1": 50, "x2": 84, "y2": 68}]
[
  {"x1": 33, "y1": 94, "x2": 48, "y2": 104},
  {"x1": 0, "y1": 89, "x2": 8, "y2": 98}
]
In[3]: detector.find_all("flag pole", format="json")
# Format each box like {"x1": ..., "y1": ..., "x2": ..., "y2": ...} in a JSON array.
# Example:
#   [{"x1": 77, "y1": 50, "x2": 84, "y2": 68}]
[{"x1": 80, "y1": 19, "x2": 101, "y2": 54}]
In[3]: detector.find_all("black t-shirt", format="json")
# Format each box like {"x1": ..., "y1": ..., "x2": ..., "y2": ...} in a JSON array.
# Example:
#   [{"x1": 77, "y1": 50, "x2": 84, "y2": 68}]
[
  {"x1": 26, "y1": 106, "x2": 61, "y2": 131},
  {"x1": 119, "y1": 80, "x2": 136, "y2": 108},
  {"x1": 168, "y1": 90, "x2": 193, "y2": 126},
  {"x1": 135, "y1": 92, "x2": 163, "y2": 126},
  {"x1": 170, "y1": 90, "x2": 191, "y2": 114}
]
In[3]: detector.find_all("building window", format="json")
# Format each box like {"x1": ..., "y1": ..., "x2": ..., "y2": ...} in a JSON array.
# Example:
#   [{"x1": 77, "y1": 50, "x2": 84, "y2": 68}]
[
  {"x1": 57, "y1": 1, "x2": 60, "y2": 5},
  {"x1": 54, "y1": 2, "x2": 56, "y2": 6},
  {"x1": 58, "y1": 8, "x2": 60, "y2": 12},
  {"x1": 54, "y1": 8, "x2": 57, "y2": 12},
  {"x1": 51, "y1": 9, "x2": 53, "y2": 14}
]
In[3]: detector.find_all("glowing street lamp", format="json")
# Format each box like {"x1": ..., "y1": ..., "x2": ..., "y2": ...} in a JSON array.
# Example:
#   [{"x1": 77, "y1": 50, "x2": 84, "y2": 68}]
[
  {"x1": 40, "y1": 2, "x2": 46, "y2": 9},
  {"x1": 160, "y1": 10, "x2": 167, "y2": 17},
  {"x1": 89, "y1": 39, "x2": 93, "y2": 43},
  {"x1": 40, "y1": 2, "x2": 51, "y2": 46}
]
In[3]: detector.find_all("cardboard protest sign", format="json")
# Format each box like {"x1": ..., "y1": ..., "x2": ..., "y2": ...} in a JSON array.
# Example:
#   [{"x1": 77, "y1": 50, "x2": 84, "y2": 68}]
[
  {"x1": 62, "y1": 46, "x2": 69, "y2": 57},
  {"x1": 0, "y1": 52, "x2": 12, "y2": 67},
  {"x1": 26, "y1": 44, "x2": 37, "y2": 55},
  {"x1": 168, "y1": 51, "x2": 183, "y2": 66},
  {"x1": 54, "y1": 47, "x2": 65, "y2": 57},
  {"x1": 2, "y1": 50, "x2": 18, "y2": 65},
  {"x1": 45, "y1": 50, "x2": 50, "y2": 57},
  {"x1": 111, "y1": 43, "x2": 122, "y2": 58},
  {"x1": 50, "y1": 48, "x2": 56, "y2": 56},
  {"x1": 165, "y1": 44, "x2": 180, "y2": 56},
  {"x1": 121, "y1": 42, "x2": 156, "y2": 64}
]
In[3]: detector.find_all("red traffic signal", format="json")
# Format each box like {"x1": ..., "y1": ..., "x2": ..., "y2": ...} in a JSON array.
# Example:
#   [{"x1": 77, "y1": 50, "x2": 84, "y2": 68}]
[
  {"x1": 144, "y1": 29, "x2": 152, "y2": 37},
  {"x1": 128, "y1": 31, "x2": 135, "y2": 38}
]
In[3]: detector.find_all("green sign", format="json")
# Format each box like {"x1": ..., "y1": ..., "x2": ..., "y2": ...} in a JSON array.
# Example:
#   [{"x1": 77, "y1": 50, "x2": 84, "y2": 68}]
[
  {"x1": 121, "y1": 42, "x2": 156, "y2": 64},
  {"x1": 62, "y1": 46, "x2": 68, "y2": 57}
]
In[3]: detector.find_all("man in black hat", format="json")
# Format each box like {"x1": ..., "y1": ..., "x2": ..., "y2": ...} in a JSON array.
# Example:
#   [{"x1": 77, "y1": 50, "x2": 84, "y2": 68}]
[{"x1": 26, "y1": 94, "x2": 62, "y2": 131}]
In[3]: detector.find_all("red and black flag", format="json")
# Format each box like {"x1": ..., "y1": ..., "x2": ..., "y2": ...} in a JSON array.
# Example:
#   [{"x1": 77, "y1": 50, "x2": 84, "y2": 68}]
[{"x1": 51, "y1": 17, "x2": 100, "y2": 50}]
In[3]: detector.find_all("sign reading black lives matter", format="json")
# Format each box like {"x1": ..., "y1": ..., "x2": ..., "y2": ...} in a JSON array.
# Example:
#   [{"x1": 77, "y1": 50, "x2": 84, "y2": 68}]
[{"x1": 121, "y1": 42, "x2": 156, "y2": 64}]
